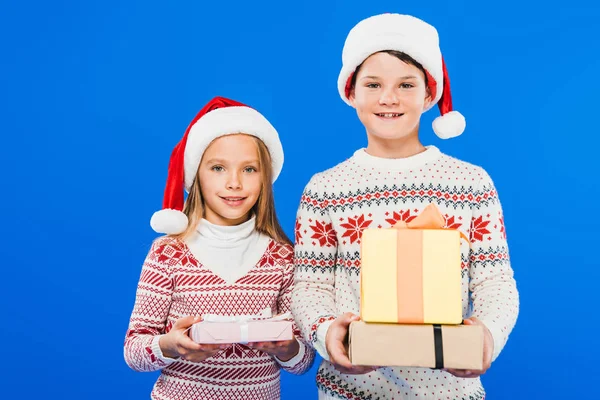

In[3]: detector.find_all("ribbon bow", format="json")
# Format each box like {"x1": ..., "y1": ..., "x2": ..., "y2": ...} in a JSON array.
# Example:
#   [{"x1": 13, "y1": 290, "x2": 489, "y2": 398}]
[{"x1": 393, "y1": 204, "x2": 469, "y2": 243}]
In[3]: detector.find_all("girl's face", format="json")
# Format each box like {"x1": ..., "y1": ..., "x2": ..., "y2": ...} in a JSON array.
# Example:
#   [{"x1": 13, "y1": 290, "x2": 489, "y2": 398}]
[
  {"x1": 198, "y1": 134, "x2": 262, "y2": 226},
  {"x1": 350, "y1": 52, "x2": 432, "y2": 146}
]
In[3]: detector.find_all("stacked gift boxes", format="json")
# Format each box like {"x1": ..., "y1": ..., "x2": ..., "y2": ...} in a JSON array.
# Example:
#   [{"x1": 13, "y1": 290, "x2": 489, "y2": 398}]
[{"x1": 348, "y1": 204, "x2": 483, "y2": 370}]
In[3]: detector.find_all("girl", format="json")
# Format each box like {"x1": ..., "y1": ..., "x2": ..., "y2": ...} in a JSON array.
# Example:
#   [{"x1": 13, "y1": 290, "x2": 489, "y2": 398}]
[
  {"x1": 124, "y1": 96, "x2": 314, "y2": 400},
  {"x1": 291, "y1": 13, "x2": 519, "y2": 399}
]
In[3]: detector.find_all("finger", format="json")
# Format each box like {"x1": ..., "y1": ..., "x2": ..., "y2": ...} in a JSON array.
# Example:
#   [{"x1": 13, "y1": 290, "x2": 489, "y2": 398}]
[
  {"x1": 330, "y1": 336, "x2": 349, "y2": 356},
  {"x1": 258, "y1": 344, "x2": 278, "y2": 352},
  {"x1": 463, "y1": 317, "x2": 484, "y2": 326},
  {"x1": 330, "y1": 346, "x2": 353, "y2": 369},
  {"x1": 199, "y1": 343, "x2": 229, "y2": 352},
  {"x1": 191, "y1": 345, "x2": 225, "y2": 356},
  {"x1": 351, "y1": 366, "x2": 377, "y2": 374},
  {"x1": 178, "y1": 334, "x2": 204, "y2": 351},
  {"x1": 186, "y1": 350, "x2": 221, "y2": 363},
  {"x1": 180, "y1": 343, "x2": 203, "y2": 354},
  {"x1": 444, "y1": 368, "x2": 468, "y2": 377},
  {"x1": 173, "y1": 315, "x2": 202, "y2": 330},
  {"x1": 340, "y1": 312, "x2": 360, "y2": 327},
  {"x1": 206, "y1": 342, "x2": 230, "y2": 349},
  {"x1": 248, "y1": 342, "x2": 268, "y2": 349},
  {"x1": 484, "y1": 338, "x2": 494, "y2": 367},
  {"x1": 483, "y1": 346, "x2": 492, "y2": 369},
  {"x1": 336, "y1": 365, "x2": 375, "y2": 375},
  {"x1": 264, "y1": 340, "x2": 287, "y2": 347},
  {"x1": 249, "y1": 341, "x2": 269, "y2": 347},
  {"x1": 331, "y1": 314, "x2": 358, "y2": 347},
  {"x1": 445, "y1": 368, "x2": 483, "y2": 378},
  {"x1": 333, "y1": 365, "x2": 354, "y2": 374}
]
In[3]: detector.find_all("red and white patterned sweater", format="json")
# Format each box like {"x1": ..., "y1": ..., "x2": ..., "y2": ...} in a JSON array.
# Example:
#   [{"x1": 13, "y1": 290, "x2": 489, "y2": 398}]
[
  {"x1": 291, "y1": 146, "x2": 519, "y2": 400},
  {"x1": 124, "y1": 236, "x2": 314, "y2": 400}
]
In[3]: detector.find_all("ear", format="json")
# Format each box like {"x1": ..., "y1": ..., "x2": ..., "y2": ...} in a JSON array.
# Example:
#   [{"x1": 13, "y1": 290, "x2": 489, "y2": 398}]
[
  {"x1": 423, "y1": 87, "x2": 433, "y2": 111},
  {"x1": 348, "y1": 90, "x2": 357, "y2": 108}
]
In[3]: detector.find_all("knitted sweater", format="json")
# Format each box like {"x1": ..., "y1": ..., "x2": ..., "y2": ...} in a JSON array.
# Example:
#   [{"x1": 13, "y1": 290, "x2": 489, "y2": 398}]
[
  {"x1": 124, "y1": 220, "x2": 315, "y2": 400},
  {"x1": 291, "y1": 146, "x2": 519, "y2": 400}
]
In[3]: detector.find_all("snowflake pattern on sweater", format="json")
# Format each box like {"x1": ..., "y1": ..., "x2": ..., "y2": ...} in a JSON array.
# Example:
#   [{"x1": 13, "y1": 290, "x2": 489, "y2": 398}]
[
  {"x1": 124, "y1": 238, "x2": 314, "y2": 400},
  {"x1": 291, "y1": 147, "x2": 518, "y2": 400}
]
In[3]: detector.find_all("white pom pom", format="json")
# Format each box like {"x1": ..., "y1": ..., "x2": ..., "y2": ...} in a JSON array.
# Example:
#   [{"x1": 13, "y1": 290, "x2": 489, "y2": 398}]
[
  {"x1": 150, "y1": 209, "x2": 189, "y2": 234},
  {"x1": 432, "y1": 111, "x2": 466, "y2": 139}
]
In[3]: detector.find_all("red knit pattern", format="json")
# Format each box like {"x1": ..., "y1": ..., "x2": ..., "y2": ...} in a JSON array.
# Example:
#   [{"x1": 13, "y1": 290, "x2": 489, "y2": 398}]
[{"x1": 125, "y1": 239, "x2": 314, "y2": 400}]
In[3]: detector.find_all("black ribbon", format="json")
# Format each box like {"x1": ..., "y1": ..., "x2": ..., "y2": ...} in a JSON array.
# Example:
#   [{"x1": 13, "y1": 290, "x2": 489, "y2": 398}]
[{"x1": 433, "y1": 324, "x2": 444, "y2": 369}]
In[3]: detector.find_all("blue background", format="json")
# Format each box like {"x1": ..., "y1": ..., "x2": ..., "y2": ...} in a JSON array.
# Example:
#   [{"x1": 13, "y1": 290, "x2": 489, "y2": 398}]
[{"x1": 1, "y1": 0, "x2": 598, "y2": 398}]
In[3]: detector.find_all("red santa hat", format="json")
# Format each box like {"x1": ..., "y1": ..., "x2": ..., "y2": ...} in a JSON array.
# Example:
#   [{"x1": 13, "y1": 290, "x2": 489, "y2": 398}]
[
  {"x1": 150, "y1": 96, "x2": 284, "y2": 234},
  {"x1": 337, "y1": 13, "x2": 466, "y2": 139}
]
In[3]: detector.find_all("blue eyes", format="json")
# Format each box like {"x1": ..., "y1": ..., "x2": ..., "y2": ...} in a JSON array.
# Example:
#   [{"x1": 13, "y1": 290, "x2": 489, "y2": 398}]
[{"x1": 210, "y1": 166, "x2": 257, "y2": 173}]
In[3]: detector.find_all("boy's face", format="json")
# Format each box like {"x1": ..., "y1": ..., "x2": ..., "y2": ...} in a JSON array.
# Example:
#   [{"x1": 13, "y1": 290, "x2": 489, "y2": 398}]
[
  {"x1": 198, "y1": 134, "x2": 262, "y2": 226},
  {"x1": 349, "y1": 52, "x2": 431, "y2": 145}
]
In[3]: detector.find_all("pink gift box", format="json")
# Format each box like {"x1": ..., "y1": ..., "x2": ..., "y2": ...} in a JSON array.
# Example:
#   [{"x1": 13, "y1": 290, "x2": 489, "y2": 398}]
[{"x1": 190, "y1": 320, "x2": 293, "y2": 344}]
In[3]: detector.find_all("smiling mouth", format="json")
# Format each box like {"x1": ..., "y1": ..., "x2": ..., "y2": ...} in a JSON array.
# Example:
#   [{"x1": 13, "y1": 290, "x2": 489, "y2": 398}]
[
  {"x1": 220, "y1": 196, "x2": 246, "y2": 202},
  {"x1": 375, "y1": 113, "x2": 404, "y2": 118}
]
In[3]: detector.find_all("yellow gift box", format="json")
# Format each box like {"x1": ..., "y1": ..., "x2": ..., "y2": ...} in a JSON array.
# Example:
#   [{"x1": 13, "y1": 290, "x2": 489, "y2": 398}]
[{"x1": 360, "y1": 204, "x2": 466, "y2": 324}]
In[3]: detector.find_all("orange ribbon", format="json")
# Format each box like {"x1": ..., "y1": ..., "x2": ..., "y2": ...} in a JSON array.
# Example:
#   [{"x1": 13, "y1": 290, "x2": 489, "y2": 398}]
[{"x1": 393, "y1": 204, "x2": 469, "y2": 242}]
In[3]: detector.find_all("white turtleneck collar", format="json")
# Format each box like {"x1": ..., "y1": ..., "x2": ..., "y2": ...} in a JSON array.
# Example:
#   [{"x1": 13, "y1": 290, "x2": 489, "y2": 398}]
[
  {"x1": 184, "y1": 215, "x2": 271, "y2": 284},
  {"x1": 195, "y1": 215, "x2": 257, "y2": 248},
  {"x1": 352, "y1": 145, "x2": 442, "y2": 171}
]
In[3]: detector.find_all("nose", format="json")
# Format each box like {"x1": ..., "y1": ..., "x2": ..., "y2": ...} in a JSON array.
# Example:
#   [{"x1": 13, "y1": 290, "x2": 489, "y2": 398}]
[
  {"x1": 226, "y1": 171, "x2": 242, "y2": 190},
  {"x1": 379, "y1": 87, "x2": 399, "y2": 106}
]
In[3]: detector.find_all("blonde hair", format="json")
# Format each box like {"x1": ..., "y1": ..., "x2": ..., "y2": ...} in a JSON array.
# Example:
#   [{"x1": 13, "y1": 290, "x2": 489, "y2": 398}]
[{"x1": 174, "y1": 135, "x2": 291, "y2": 246}]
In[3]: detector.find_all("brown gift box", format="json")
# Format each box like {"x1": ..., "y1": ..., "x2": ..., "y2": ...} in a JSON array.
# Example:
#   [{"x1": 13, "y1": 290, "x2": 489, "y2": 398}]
[{"x1": 348, "y1": 321, "x2": 484, "y2": 370}]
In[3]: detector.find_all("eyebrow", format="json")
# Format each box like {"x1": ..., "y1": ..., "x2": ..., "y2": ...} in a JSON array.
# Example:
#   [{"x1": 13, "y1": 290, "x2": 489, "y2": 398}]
[
  {"x1": 360, "y1": 75, "x2": 418, "y2": 80},
  {"x1": 205, "y1": 158, "x2": 259, "y2": 165}
]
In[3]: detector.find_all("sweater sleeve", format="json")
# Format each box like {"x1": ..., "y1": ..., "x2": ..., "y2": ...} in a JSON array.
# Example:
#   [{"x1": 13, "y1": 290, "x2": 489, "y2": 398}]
[
  {"x1": 468, "y1": 170, "x2": 520, "y2": 362},
  {"x1": 273, "y1": 246, "x2": 316, "y2": 374},
  {"x1": 123, "y1": 238, "x2": 178, "y2": 372},
  {"x1": 291, "y1": 175, "x2": 338, "y2": 360}
]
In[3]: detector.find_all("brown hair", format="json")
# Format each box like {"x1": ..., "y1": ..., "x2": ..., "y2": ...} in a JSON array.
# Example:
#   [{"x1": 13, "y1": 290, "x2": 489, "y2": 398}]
[
  {"x1": 349, "y1": 50, "x2": 429, "y2": 95},
  {"x1": 174, "y1": 135, "x2": 291, "y2": 246}
]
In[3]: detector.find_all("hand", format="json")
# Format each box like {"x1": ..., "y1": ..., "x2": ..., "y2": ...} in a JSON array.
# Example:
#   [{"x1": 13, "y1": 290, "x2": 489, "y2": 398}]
[
  {"x1": 444, "y1": 317, "x2": 494, "y2": 378},
  {"x1": 159, "y1": 316, "x2": 229, "y2": 362},
  {"x1": 325, "y1": 313, "x2": 378, "y2": 375},
  {"x1": 248, "y1": 338, "x2": 300, "y2": 361}
]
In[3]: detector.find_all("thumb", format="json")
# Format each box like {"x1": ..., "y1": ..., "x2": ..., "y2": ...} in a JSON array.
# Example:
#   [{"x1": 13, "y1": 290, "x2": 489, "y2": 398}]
[
  {"x1": 340, "y1": 312, "x2": 360, "y2": 326},
  {"x1": 173, "y1": 315, "x2": 202, "y2": 330},
  {"x1": 462, "y1": 317, "x2": 478, "y2": 325}
]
